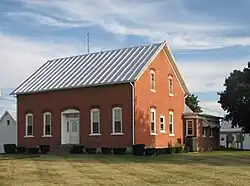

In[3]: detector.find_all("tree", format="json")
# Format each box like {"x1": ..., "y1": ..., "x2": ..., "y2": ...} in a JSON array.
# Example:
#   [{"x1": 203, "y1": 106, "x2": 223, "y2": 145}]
[
  {"x1": 185, "y1": 94, "x2": 202, "y2": 113},
  {"x1": 218, "y1": 62, "x2": 250, "y2": 133}
]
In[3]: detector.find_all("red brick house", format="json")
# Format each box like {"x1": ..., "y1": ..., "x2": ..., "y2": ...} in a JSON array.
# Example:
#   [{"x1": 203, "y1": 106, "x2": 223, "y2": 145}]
[{"x1": 11, "y1": 41, "x2": 207, "y2": 151}]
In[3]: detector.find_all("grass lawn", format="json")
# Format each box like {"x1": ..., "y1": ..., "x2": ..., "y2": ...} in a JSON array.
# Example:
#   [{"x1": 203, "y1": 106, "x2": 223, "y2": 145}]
[{"x1": 0, "y1": 151, "x2": 250, "y2": 186}]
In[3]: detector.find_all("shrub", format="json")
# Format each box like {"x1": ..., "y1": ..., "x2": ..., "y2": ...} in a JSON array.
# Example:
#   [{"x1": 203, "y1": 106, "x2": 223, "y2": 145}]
[
  {"x1": 17, "y1": 146, "x2": 26, "y2": 154},
  {"x1": 165, "y1": 147, "x2": 174, "y2": 154},
  {"x1": 175, "y1": 147, "x2": 183, "y2": 153},
  {"x1": 85, "y1": 148, "x2": 96, "y2": 154},
  {"x1": 145, "y1": 148, "x2": 156, "y2": 156},
  {"x1": 3, "y1": 144, "x2": 17, "y2": 154},
  {"x1": 113, "y1": 148, "x2": 127, "y2": 155},
  {"x1": 27, "y1": 147, "x2": 40, "y2": 154},
  {"x1": 39, "y1": 145, "x2": 51, "y2": 154},
  {"x1": 132, "y1": 144, "x2": 145, "y2": 156},
  {"x1": 101, "y1": 147, "x2": 112, "y2": 154}
]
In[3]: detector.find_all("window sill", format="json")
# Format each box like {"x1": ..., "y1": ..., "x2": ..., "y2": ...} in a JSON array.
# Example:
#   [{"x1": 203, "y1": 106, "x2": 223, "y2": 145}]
[
  {"x1": 42, "y1": 135, "x2": 52, "y2": 138},
  {"x1": 169, "y1": 134, "x2": 175, "y2": 136},
  {"x1": 209, "y1": 136, "x2": 214, "y2": 138},
  {"x1": 160, "y1": 130, "x2": 166, "y2": 133},
  {"x1": 150, "y1": 89, "x2": 156, "y2": 92},
  {"x1": 150, "y1": 133, "x2": 157, "y2": 136},
  {"x1": 89, "y1": 133, "x2": 101, "y2": 136},
  {"x1": 202, "y1": 135, "x2": 206, "y2": 138},
  {"x1": 24, "y1": 135, "x2": 34, "y2": 138},
  {"x1": 169, "y1": 93, "x2": 174, "y2": 97},
  {"x1": 111, "y1": 133, "x2": 124, "y2": 136}
]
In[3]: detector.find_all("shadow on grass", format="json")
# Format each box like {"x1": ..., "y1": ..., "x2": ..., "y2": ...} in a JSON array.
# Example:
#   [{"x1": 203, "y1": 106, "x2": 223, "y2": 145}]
[{"x1": 2, "y1": 151, "x2": 250, "y2": 167}]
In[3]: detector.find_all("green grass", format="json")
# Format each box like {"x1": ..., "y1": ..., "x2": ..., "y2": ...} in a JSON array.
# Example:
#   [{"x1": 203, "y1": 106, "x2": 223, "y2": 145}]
[{"x1": 0, "y1": 151, "x2": 250, "y2": 185}]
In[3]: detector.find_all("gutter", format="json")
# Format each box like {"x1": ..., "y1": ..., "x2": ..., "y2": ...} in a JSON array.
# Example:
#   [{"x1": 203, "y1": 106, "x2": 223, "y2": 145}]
[{"x1": 130, "y1": 82, "x2": 135, "y2": 145}]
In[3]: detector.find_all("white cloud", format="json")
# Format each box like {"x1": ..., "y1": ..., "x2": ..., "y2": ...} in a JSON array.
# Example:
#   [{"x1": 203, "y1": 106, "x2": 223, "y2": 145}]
[
  {"x1": 11, "y1": 0, "x2": 250, "y2": 50},
  {"x1": 177, "y1": 59, "x2": 248, "y2": 93},
  {"x1": 0, "y1": 33, "x2": 84, "y2": 88}
]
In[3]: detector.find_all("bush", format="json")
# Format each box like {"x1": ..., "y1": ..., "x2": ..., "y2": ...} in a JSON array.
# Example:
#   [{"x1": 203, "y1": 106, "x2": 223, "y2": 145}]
[
  {"x1": 156, "y1": 148, "x2": 165, "y2": 155},
  {"x1": 113, "y1": 148, "x2": 127, "y2": 155},
  {"x1": 39, "y1": 145, "x2": 51, "y2": 154},
  {"x1": 145, "y1": 148, "x2": 156, "y2": 156},
  {"x1": 27, "y1": 147, "x2": 40, "y2": 154},
  {"x1": 132, "y1": 144, "x2": 145, "y2": 156},
  {"x1": 165, "y1": 147, "x2": 174, "y2": 154},
  {"x1": 17, "y1": 146, "x2": 26, "y2": 154},
  {"x1": 85, "y1": 148, "x2": 96, "y2": 154},
  {"x1": 3, "y1": 144, "x2": 17, "y2": 154},
  {"x1": 101, "y1": 147, "x2": 112, "y2": 154},
  {"x1": 70, "y1": 145, "x2": 84, "y2": 154},
  {"x1": 175, "y1": 147, "x2": 183, "y2": 153}
]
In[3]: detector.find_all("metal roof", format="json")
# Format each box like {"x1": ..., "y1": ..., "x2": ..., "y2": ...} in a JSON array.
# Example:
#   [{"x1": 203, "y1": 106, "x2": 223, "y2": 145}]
[
  {"x1": 184, "y1": 104, "x2": 193, "y2": 113},
  {"x1": 220, "y1": 120, "x2": 242, "y2": 132},
  {"x1": 11, "y1": 42, "x2": 164, "y2": 95}
]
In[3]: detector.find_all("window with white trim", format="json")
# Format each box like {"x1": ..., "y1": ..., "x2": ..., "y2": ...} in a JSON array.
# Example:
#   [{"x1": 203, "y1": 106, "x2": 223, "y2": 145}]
[
  {"x1": 25, "y1": 113, "x2": 33, "y2": 136},
  {"x1": 150, "y1": 108, "x2": 156, "y2": 134},
  {"x1": 169, "y1": 76, "x2": 173, "y2": 95},
  {"x1": 150, "y1": 70, "x2": 156, "y2": 91},
  {"x1": 160, "y1": 116, "x2": 165, "y2": 132},
  {"x1": 186, "y1": 120, "x2": 193, "y2": 136},
  {"x1": 210, "y1": 127, "x2": 213, "y2": 137},
  {"x1": 90, "y1": 109, "x2": 100, "y2": 134},
  {"x1": 112, "y1": 107, "x2": 122, "y2": 133},
  {"x1": 202, "y1": 127, "x2": 206, "y2": 137},
  {"x1": 169, "y1": 111, "x2": 174, "y2": 135},
  {"x1": 43, "y1": 112, "x2": 51, "y2": 136}
]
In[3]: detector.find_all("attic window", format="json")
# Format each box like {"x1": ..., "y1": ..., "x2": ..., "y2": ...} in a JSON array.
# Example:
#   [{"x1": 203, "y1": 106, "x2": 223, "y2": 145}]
[
  {"x1": 169, "y1": 75, "x2": 173, "y2": 95},
  {"x1": 150, "y1": 70, "x2": 156, "y2": 92},
  {"x1": 7, "y1": 119, "x2": 10, "y2": 125}
]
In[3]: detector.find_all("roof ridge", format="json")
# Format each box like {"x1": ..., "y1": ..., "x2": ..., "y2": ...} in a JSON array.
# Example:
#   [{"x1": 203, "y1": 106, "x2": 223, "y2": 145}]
[{"x1": 48, "y1": 41, "x2": 165, "y2": 62}]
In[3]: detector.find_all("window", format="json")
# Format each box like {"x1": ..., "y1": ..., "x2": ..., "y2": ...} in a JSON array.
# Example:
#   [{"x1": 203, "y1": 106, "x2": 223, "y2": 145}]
[
  {"x1": 43, "y1": 112, "x2": 51, "y2": 136},
  {"x1": 169, "y1": 76, "x2": 173, "y2": 95},
  {"x1": 25, "y1": 113, "x2": 33, "y2": 136},
  {"x1": 202, "y1": 127, "x2": 206, "y2": 137},
  {"x1": 150, "y1": 70, "x2": 156, "y2": 91},
  {"x1": 7, "y1": 119, "x2": 10, "y2": 126},
  {"x1": 210, "y1": 127, "x2": 213, "y2": 137},
  {"x1": 160, "y1": 116, "x2": 165, "y2": 132},
  {"x1": 186, "y1": 120, "x2": 193, "y2": 136},
  {"x1": 90, "y1": 109, "x2": 100, "y2": 134},
  {"x1": 112, "y1": 107, "x2": 123, "y2": 134},
  {"x1": 169, "y1": 111, "x2": 174, "y2": 135},
  {"x1": 150, "y1": 108, "x2": 156, "y2": 134}
]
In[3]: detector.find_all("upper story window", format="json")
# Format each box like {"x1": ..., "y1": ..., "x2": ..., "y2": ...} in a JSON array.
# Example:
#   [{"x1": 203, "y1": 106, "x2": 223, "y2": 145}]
[
  {"x1": 186, "y1": 120, "x2": 193, "y2": 136},
  {"x1": 169, "y1": 75, "x2": 173, "y2": 95},
  {"x1": 7, "y1": 119, "x2": 10, "y2": 126},
  {"x1": 112, "y1": 107, "x2": 123, "y2": 134},
  {"x1": 90, "y1": 108, "x2": 100, "y2": 134},
  {"x1": 43, "y1": 112, "x2": 52, "y2": 136},
  {"x1": 150, "y1": 107, "x2": 156, "y2": 135},
  {"x1": 25, "y1": 113, "x2": 33, "y2": 137},
  {"x1": 169, "y1": 111, "x2": 174, "y2": 136},
  {"x1": 150, "y1": 70, "x2": 156, "y2": 92}
]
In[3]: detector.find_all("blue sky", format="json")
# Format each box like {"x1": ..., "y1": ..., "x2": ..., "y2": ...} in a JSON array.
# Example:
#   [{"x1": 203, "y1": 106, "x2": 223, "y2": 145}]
[{"x1": 1, "y1": 0, "x2": 250, "y2": 116}]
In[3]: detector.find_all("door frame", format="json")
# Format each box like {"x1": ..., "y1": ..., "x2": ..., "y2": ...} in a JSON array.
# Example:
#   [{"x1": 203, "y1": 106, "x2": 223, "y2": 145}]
[{"x1": 61, "y1": 109, "x2": 80, "y2": 144}]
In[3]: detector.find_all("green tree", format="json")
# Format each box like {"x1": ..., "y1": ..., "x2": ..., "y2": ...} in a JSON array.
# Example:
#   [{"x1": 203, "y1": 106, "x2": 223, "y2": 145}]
[
  {"x1": 218, "y1": 62, "x2": 250, "y2": 133},
  {"x1": 185, "y1": 94, "x2": 202, "y2": 113}
]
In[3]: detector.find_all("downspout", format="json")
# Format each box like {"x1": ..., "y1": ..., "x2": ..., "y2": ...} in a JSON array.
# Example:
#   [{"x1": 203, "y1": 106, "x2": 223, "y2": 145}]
[{"x1": 130, "y1": 82, "x2": 135, "y2": 145}]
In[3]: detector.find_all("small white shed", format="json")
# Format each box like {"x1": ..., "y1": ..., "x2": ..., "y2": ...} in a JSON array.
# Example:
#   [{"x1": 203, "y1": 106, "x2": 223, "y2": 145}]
[
  {"x1": 0, "y1": 110, "x2": 17, "y2": 153},
  {"x1": 220, "y1": 120, "x2": 250, "y2": 150}
]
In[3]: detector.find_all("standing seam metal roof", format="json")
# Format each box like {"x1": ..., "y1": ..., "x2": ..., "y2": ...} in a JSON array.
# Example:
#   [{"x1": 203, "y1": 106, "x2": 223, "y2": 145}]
[{"x1": 11, "y1": 42, "x2": 164, "y2": 95}]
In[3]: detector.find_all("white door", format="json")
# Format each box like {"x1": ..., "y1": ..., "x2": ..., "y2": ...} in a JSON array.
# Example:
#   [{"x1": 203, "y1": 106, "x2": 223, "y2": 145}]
[{"x1": 68, "y1": 118, "x2": 80, "y2": 144}]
